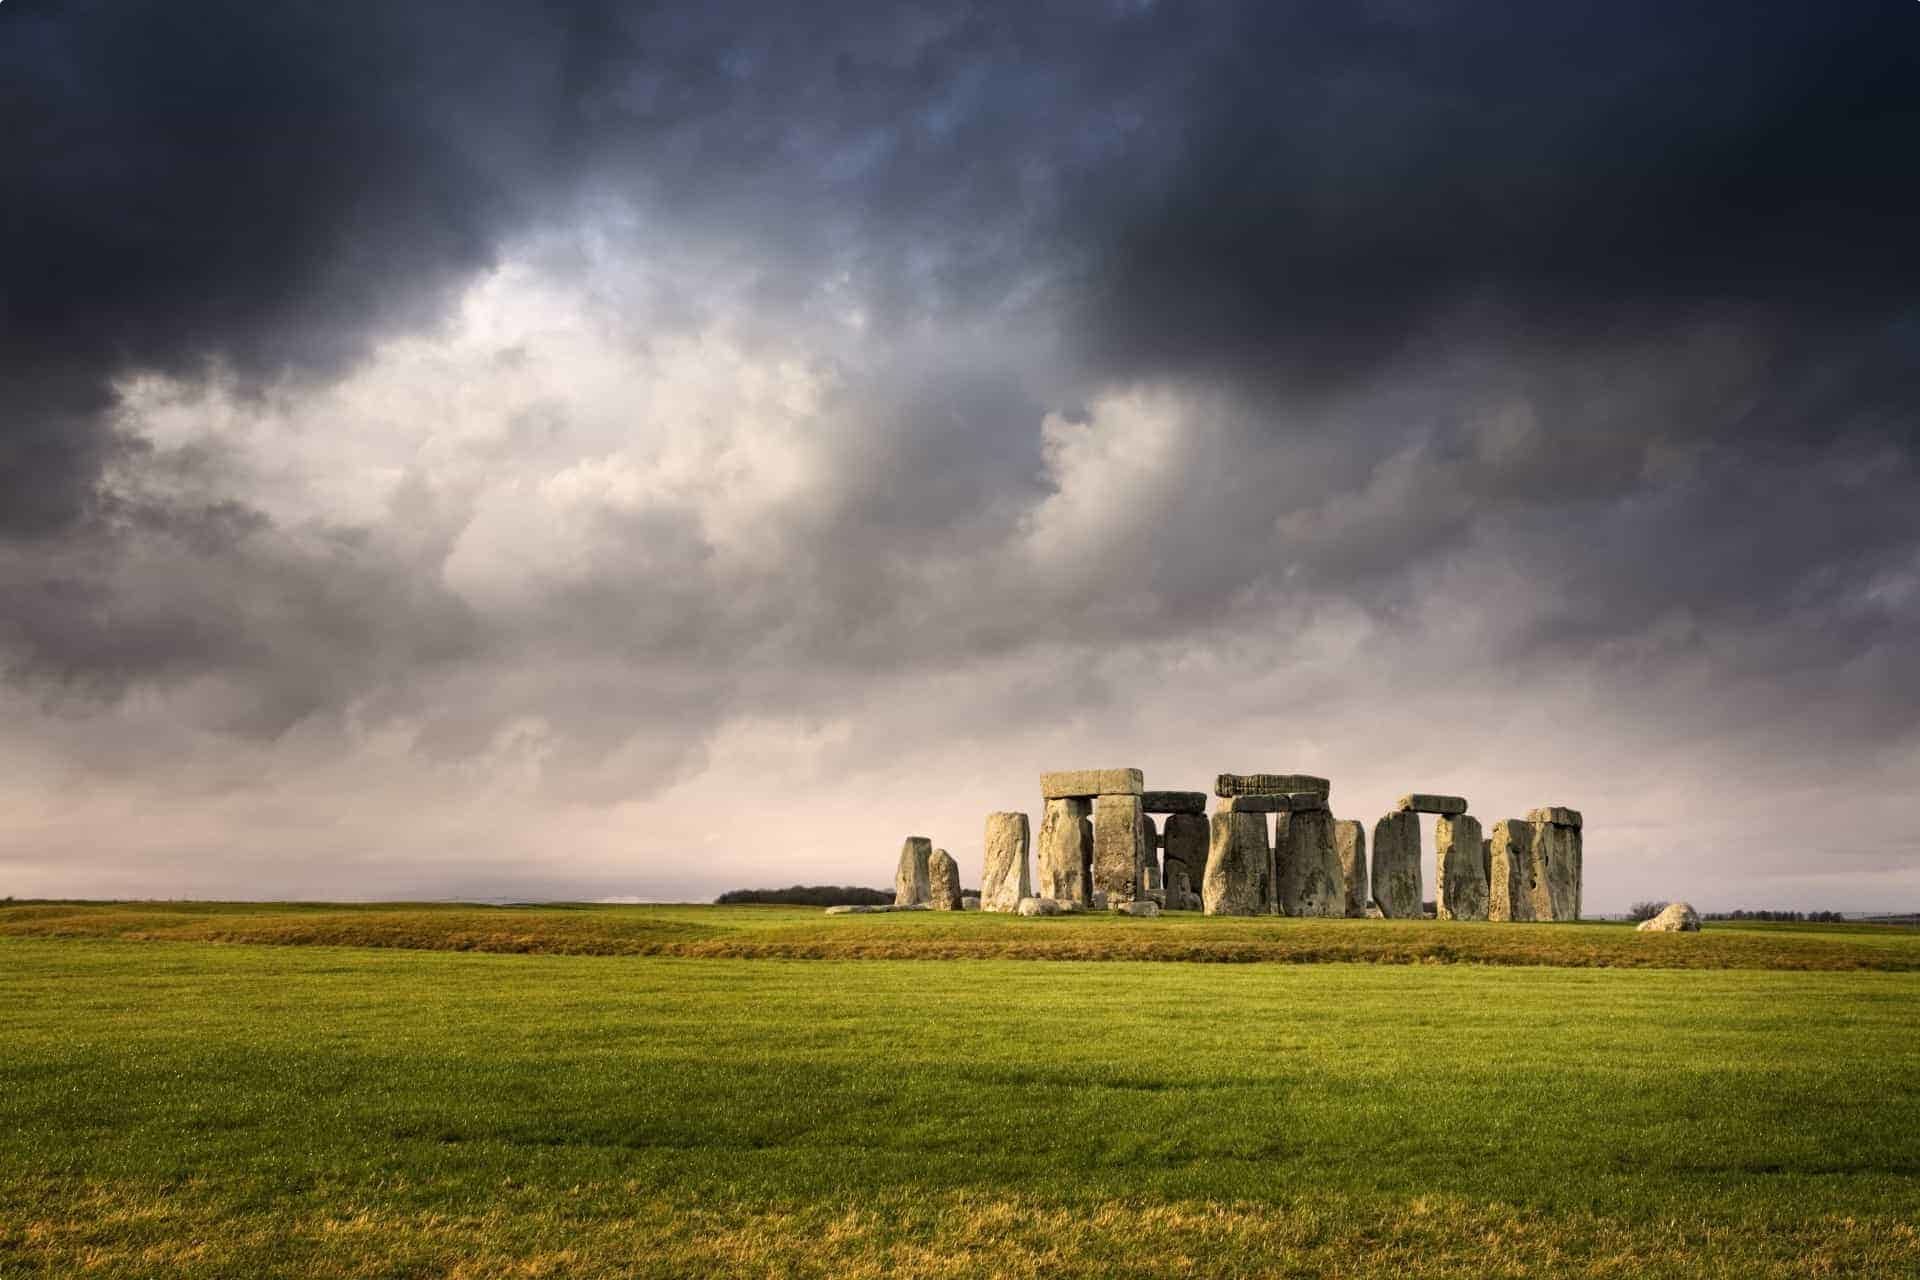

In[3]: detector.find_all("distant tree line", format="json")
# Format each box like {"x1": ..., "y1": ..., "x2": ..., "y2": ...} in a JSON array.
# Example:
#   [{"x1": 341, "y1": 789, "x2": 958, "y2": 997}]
[
  {"x1": 1704, "y1": 908, "x2": 1848, "y2": 923},
  {"x1": 715, "y1": 885, "x2": 892, "y2": 906}
]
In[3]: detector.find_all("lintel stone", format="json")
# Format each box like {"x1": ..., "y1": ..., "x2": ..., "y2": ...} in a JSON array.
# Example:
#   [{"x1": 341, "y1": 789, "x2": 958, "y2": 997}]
[
  {"x1": 1216, "y1": 773, "x2": 1331, "y2": 799},
  {"x1": 1396, "y1": 793, "x2": 1468, "y2": 815},
  {"x1": 1526, "y1": 806, "x2": 1583, "y2": 828},
  {"x1": 1140, "y1": 790, "x2": 1208, "y2": 815},
  {"x1": 1041, "y1": 768, "x2": 1144, "y2": 799},
  {"x1": 1285, "y1": 792, "x2": 1329, "y2": 813},
  {"x1": 1219, "y1": 794, "x2": 1291, "y2": 814}
]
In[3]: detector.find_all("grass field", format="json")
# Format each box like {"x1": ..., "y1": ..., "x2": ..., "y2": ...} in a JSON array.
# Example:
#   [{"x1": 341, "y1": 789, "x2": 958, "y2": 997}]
[{"x1": 3, "y1": 906, "x2": 1918, "y2": 1277}]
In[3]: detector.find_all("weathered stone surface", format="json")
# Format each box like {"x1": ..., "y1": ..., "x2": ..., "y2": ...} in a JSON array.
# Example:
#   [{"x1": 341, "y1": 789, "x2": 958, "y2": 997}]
[
  {"x1": 1041, "y1": 768, "x2": 1144, "y2": 799},
  {"x1": 1054, "y1": 899, "x2": 1083, "y2": 914},
  {"x1": 1527, "y1": 806, "x2": 1583, "y2": 829},
  {"x1": 1435, "y1": 814, "x2": 1487, "y2": 921},
  {"x1": 1093, "y1": 794, "x2": 1145, "y2": 907},
  {"x1": 1487, "y1": 819, "x2": 1534, "y2": 922},
  {"x1": 1277, "y1": 808, "x2": 1344, "y2": 916},
  {"x1": 1016, "y1": 896, "x2": 1061, "y2": 917},
  {"x1": 1335, "y1": 819, "x2": 1368, "y2": 918},
  {"x1": 1363, "y1": 901, "x2": 1385, "y2": 919},
  {"x1": 1139, "y1": 813, "x2": 1160, "y2": 891},
  {"x1": 1090, "y1": 889, "x2": 1109, "y2": 910},
  {"x1": 1397, "y1": 794, "x2": 1469, "y2": 816},
  {"x1": 1203, "y1": 811, "x2": 1268, "y2": 916},
  {"x1": 1370, "y1": 811, "x2": 1422, "y2": 918},
  {"x1": 1162, "y1": 812, "x2": 1208, "y2": 893},
  {"x1": 927, "y1": 848, "x2": 963, "y2": 911},
  {"x1": 1216, "y1": 773, "x2": 1331, "y2": 799},
  {"x1": 1113, "y1": 898, "x2": 1161, "y2": 917},
  {"x1": 981, "y1": 812, "x2": 1032, "y2": 913},
  {"x1": 1637, "y1": 901, "x2": 1699, "y2": 932},
  {"x1": 1037, "y1": 797, "x2": 1093, "y2": 907},
  {"x1": 1286, "y1": 792, "x2": 1329, "y2": 813},
  {"x1": 1219, "y1": 794, "x2": 1291, "y2": 813},
  {"x1": 961, "y1": 895, "x2": 981, "y2": 911},
  {"x1": 894, "y1": 836, "x2": 932, "y2": 906},
  {"x1": 1140, "y1": 790, "x2": 1208, "y2": 815},
  {"x1": 1166, "y1": 864, "x2": 1192, "y2": 910},
  {"x1": 1531, "y1": 821, "x2": 1582, "y2": 921}
]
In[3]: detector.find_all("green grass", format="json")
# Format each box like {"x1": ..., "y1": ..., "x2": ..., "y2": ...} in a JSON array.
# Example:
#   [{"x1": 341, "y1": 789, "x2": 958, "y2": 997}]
[
  {"x1": 3, "y1": 922, "x2": 1919, "y2": 1276},
  {"x1": 5, "y1": 899, "x2": 1918, "y2": 969}
]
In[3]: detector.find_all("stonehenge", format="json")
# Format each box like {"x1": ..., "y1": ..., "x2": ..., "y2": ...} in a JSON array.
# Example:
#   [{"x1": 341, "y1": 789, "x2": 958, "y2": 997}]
[
  {"x1": 981, "y1": 812, "x2": 1032, "y2": 913},
  {"x1": 859, "y1": 771, "x2": 1585, "y2": 924},
  {"x1": 894, "y1": 836, "x2": 932, "y2": 907},
  {"x1": 927, "y1": 848, "x2": 963, "y2": 911}
]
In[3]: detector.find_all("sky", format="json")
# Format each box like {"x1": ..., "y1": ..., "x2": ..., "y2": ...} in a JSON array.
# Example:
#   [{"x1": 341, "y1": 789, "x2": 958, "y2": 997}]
[{"x1": 3, "y1": 1, "x2": 1918, "y2": 911}]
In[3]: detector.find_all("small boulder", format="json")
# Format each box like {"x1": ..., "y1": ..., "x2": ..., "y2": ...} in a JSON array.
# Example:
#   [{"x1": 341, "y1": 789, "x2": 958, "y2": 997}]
[
  {"x1": 1113, "y1": 899, "x2": 1161, "y2": 918},
  {"x1": 1637, "y1": 902, "x2": 1701, "y2": 932},
  {"x1": 1017, "y1": 896, "x2": 1061, "y2": 917}
]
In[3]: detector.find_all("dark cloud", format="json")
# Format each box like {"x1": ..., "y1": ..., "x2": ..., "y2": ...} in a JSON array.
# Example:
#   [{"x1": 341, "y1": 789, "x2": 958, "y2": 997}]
[{"x1": 2, "y1": 1, "x2": 1918, "y2": 902}]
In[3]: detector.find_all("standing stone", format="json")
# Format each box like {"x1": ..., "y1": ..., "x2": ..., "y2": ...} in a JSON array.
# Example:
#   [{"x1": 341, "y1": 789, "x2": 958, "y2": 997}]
[
  {"x1": 1166, "y1": 864, "x2": 1193, "y2": 911},
  {"x1": 1203, "y1": 811, "x2": 1267, "y2": 916},
  {"x1": 1370, "y1": 811, "x2": 1422, "y2": 918},
  {"x1": 1161, "y1": 812, "x2": 1209, "y2": 902},
  {"x1": 1277, "y1": 808, "x2": 1344, "y2": 916},
  {"x1": 1093, "y1": 794, "x2": 1145, "y2": 907},
  {"x1": 981, "y1": 812, "x2": 1032, "y2": 913},
  {"x1": 894, "y1": 836, "x2": 932, "y2": 906},
  {"x1": 1434, "y1": 814, "x2": 1487, "y2": 921},
  {"x1": 1037, "y1": 797, "x2": 1093, "y2": 907},
  {"x1": 1487, "y1": 819, "x2": 1534, "y2": 922},
  {"x1": 1335, "y1": 819, "x2": 1368, "y2": 918},
  {"x1": 1139, "y1": 813, "x2": 1161, "y2": 891},
  {"x1": 1530, "y1": 820, "x2": 1582, "y2": 921},
  {"x1": 927, "y1": 848, "x2": 963, "y2": 911}
]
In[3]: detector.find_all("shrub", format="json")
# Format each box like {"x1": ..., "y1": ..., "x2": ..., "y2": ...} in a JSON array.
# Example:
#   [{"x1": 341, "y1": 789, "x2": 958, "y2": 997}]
[{"x1": 714, "y1": 885, "x2": 892, "y2": 907}]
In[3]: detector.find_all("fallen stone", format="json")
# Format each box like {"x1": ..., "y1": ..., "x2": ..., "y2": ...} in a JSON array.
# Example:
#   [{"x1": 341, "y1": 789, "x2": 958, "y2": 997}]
[
  {"x1": 1016, "y1": 896, "x2": 1061, "y2": 917},
  {"x1": 1041, "y1": 768, "x2": 1144, "y2": 799},
  {"x1": 1203, "y1": 810, "x2": 1268, "y2": 916},
  {"x1": 894, "y1": 836, "x2": 932, "y2": 907},
  {"x1": 1093, "y1": 794, "x2": 1145, "y2": 907},
  {"x1": 1054, "y1": 899, "x2": 1083, "y2": 915},
  {"x1": 1286, "y1": 792, "x2": 1330, "y2": 813},
  {"x1": 824, "y1": 904, "x2": 884, "y2": 915},
  {"x1": 1216, "y1": 773, "x2": 1331, "y2": 799},
  {"x1": 1140, "y1": 790, "x2": 1208, "y2": 815},
  {"x1": 1037, "y1": 797, "x2": 1093, "y2": 907},
  {"x1": 961, "y1": 895, "x2": 981, "y2": 911},
  {"x1": 1113, "y1": 899, "x2": 1161, "y2": 917},
  {"x1": 1335, "y1": 819, "x2": 1368, "y2": 917},
  {"x1": 1486, "y1": 819, "x2": 1535, "y2": 922},
  {"x1": 927, "y1": 848, "x2": 963, "y2": 911},
  {"x1": 1527, "y1": 806, "x2": 1583, "y2": 829},
  {"x1": 1637, "y1": 901, "x2": 1700, "y2": 932},
  {"x1": 1370, "y1": 811, "x2": 1422, "y2": 919},
  {"x1": 1277, "y1": 807, "x2": 1344, "y2": 916},
  {"x1": 1396, "y1": 794, "x2": 1469, "y2": 816},
  {"x1": 1435, "y1": 814, "x2": 1487, "y2": 921},
  {"x1": 1219, "y1": 794, "x2": 1291, "y2": 813},
  {"x1": 981, "y1": 812, "x2": 1032, "y2": 913}
]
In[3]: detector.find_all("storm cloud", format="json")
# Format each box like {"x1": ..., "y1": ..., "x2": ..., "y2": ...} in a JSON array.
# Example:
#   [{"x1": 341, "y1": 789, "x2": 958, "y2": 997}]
[{"x1": 2, "y1": 1, "x2": 1917, "y2": 908}]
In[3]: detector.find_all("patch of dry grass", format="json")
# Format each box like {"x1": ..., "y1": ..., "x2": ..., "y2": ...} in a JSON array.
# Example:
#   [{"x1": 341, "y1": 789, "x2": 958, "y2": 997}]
[{"x1": 2, "y1": 900, "x2": 1916, "y2": 970}]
